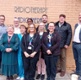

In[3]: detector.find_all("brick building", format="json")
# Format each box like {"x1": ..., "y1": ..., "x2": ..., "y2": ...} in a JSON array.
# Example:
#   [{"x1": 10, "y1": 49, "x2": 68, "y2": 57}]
[{"x1": 0, "y1": 0, "x2": 81, "y2": 72}]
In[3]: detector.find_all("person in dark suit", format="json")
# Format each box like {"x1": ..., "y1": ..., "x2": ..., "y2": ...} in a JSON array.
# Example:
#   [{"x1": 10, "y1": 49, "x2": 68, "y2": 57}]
[
  {"x1": 21, "y1": 24, "x2": 40, "y2": 80},
  {"x1": 42, "y1": 22, "x2": 61, "y2": 80}
]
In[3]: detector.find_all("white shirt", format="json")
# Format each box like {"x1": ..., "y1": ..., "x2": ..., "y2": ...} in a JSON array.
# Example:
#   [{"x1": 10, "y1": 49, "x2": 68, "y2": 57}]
[
  {"x1": 14, "y1": 27, "x2": 20, "y2": 34},
  {"x1": 73, "y1": 24, "x2": 81, "y2": 43},
  {"x1": 39, "y1": 32, "x2": 43, "y2": 36}
]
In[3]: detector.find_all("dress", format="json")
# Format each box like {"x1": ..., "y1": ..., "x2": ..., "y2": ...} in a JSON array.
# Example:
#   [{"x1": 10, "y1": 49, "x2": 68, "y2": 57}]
[
  {"x1": 17, "y1": 34, "x2": 24, "y2": 77},
  {"x1": 0, "y1": 33, "x2": 19, "y2": 76}
]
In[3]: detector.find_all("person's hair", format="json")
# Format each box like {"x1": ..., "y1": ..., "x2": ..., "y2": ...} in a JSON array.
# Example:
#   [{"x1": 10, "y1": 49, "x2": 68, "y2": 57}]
[
  {"x1": 0, "y1": 15, "x2": 5, "y2": 20},
  {"x1": 48, "y1": 22, "x2": 55, "y2": 26},
  {"x1": 7, "y1": 24, "x2": 14, "y2": 30},
  {"x1": 59, "y1": 14, "x2": 66, "y2": 18},
  {"x1": 20, "y1": 24, "x2": 27, "y2": 29},
  {"x1": 38, "y1": 22, "x2": 47, "y2": 32},
  {"x1": 42, "y1": 14, "x2": 48, "y2": 17},
  {"x1": 27, "y1": 24, "x2": 36, "y2": 33},
  {"x1": 27, "y1": 18, "x2": 33, "y2": 23}
]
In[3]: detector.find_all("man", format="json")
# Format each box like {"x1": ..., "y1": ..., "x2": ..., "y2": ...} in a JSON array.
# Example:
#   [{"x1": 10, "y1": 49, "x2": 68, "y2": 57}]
[
  {"x1": 0, "y1": 15, "x2": 7, "y2": 73},
  {"x1": 72, "y1": 12, "x2": 81, "y2": 79},
  {"x1": 42, "y1": 14, "x2": 49, "y2": 31},
  {"x1": 14, "y1": 18, "x2": 20, "y2": 34},
  {"x1": 55, "y1": 14, "x2": 72, "y2": 77}
]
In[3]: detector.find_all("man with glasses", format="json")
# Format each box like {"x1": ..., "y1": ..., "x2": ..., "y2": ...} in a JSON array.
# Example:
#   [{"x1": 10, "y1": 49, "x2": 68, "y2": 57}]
[{"x1": 0, "y1": 15, "x2": 7, "y2": 74}]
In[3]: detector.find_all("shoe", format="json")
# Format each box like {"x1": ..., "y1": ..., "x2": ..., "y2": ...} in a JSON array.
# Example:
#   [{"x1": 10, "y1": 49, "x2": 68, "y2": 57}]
[
  {"x1": 36, "y1": 74, "x2": 41, "y2": 79},
  {"x1": 60, "y1": 71, "x2": 65, "y2": 77},
  {"x1": 41, "y1": 75, "x2": 45, "y2": 80},
  {"x1": 6, "y1": 76, "x2": 10, "y2": 80},
  {"x1": 10, "y1": 75, "x2": 13, "y2": 80},
  {"x1": 20, "y1": 77, "x2": 24, "y2": 80},
  {"x1": 57, "y1": 69, "x2": 61, "y2": 73},
  {"x1": 16, "y1": 76, "x2": 20, "y2": 79}
]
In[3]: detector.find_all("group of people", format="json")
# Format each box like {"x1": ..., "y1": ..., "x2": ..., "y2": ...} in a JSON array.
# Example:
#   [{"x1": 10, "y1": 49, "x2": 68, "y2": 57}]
[{"x1": 0, "y1": 12, "x2": 81, "y2": 80}]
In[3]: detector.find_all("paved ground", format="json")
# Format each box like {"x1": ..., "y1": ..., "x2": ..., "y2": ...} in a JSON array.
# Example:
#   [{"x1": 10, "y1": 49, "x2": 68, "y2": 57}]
[{"x1": 0, "y1": 73, "x2": 71, "y2": 80}]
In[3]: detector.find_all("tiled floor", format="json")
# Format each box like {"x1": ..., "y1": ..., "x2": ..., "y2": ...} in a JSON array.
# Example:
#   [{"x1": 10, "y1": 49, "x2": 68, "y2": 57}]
[{"x1": 0, "y1": 73, "x2": 71, "y2": 80}]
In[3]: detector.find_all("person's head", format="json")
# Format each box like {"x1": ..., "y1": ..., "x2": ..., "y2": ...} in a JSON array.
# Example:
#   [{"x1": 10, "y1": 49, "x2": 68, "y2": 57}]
[
  {"x1": 38, "y1": 22, "x2": 46, "y2": 32},
  {"x1": 79, "y1": 12, "x2": 81, "y2": 23},
  {"x1": 7, "y1": 25, "x2": 14, "y2": 34},
  {"x1": 0, "y1": 15, "x2": 5, "y2": 25},
  {"x1": 27, "y1": 24, "x2": 36, "y2": 33},
  {"x1": 27, "y1": 18, "x2": 33, "y2": 25},
  {"x1": 14, "y1": 18, "x2": 19, "y2": 27},
  {"x1": 48, "y1": 22, "x2": 55, "y2": 32},
  {"x1": 20, "y1": 25, "x2": 27, "y2": 35},
  {"x1": 42, "y1": 14, "x2": 48, "y2": 24},
  {"x1": 59, "y1": 14, "x2": 66, "y2": 24}
]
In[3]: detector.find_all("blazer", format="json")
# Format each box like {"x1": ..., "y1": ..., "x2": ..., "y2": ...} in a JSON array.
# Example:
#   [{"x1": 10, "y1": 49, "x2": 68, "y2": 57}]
[
  {"x1": 42, "y1": 31, "x2": 61, "y2": 56},
  {"x1": 21, "y1": 32, "x2": 41, "y2": 57}
]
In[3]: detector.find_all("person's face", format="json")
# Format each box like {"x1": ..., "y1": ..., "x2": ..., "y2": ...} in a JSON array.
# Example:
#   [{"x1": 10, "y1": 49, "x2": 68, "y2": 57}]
[
  {"x1": 59, "y1": 16, "x2": 65, "y2": 23},
  {"x1": 39, "y1": 23, "x2": 45, "y2": 31},
  {"x1": 0, "y1": 16, "x2": 5, "y2": 25},
  {"x1": 79, "y1": 13, "x2": 81, "y2": 22},
  {"x1": 29, "y1": 24, "x2": 35, "y2": 32},
  {"x1": 7, "y1": 27, "x2": 14, "y2": 34},
  {"x1": 48, "y1": 23, "x2": 55, "y2": 32},
  {"x1": 20, "y1": 26, "x2": 26, "y2": 34},
  {"x1": 42, "y1": 16, "x2": 48, "y2": 23},
  {"x1": 27, "y1": 20, "x2": 33, "y2": 25},
  {"x1": 14, "y1": 21, "x2": 19, "y2": 27}
]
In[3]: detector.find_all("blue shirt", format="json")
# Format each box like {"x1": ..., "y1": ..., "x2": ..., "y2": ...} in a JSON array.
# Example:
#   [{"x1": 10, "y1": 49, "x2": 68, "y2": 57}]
[{"x1": 0, "y1": 24, "x2": 7, "y2": 40}]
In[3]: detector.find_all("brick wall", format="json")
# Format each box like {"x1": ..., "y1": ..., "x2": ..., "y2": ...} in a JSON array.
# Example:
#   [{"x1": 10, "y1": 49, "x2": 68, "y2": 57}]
[{"x1": 0, "y1": 0, "x2": 81, "y2": 72}]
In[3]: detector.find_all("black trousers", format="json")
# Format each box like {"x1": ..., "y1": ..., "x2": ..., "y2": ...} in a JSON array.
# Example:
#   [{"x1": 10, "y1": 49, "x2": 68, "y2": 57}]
[
  {"x1": 23, "y1": 56, "x2": 38, "y2": 80},
  {"x1": 44, "y1": 55, "x2": 58, "y2": 80}
]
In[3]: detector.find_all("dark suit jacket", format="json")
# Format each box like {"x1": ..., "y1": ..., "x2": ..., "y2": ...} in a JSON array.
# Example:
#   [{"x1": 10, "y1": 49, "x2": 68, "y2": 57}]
[
  {"x1": 42, "y1": 31, "x2": 61, "y2": 56},
  {"x1": 21, "y1": 32, "x2": 41, "y2": 58}
]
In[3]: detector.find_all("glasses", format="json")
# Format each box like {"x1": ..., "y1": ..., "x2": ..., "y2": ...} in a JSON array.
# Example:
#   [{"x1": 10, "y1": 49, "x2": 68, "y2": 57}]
[
  {"x1": 29, "y1": 27, "x2": 34, "y2": 28},
  {"x1": 39, "y1": 25, "x2": 44, "y2": 26},
  {"x1": 27, "y1": 20, "x2": 32, "y2": 22}
]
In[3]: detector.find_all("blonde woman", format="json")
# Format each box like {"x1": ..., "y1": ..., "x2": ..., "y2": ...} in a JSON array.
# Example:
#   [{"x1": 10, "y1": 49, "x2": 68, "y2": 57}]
[{"x1": 36, "y1": 22, "x2": 46, "y2": 80}]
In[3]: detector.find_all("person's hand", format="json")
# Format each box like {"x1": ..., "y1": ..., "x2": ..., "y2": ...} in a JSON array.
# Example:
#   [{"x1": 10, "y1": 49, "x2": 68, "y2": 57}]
[
  {"x1": 8, "y1": 48, "x2": 12, "y2": 52},
  {"x1": 30, "y1": 52, "x2": 36, "y2": 58},
  {"x1": 6, "y1": 48, "x2": 12, "y2": 52},
  {"x1": 64, "y1": 45, "x2": 69, "y2": 49},
  {"x1": 6, "y1": 48, "x2": 10, "y2": 52},
  {"x1": 47, "y1": 50, "x2": 52, "y2": 55},
  {"x1": 24, "y1": 52, "x2": 30, "y2": 58}
]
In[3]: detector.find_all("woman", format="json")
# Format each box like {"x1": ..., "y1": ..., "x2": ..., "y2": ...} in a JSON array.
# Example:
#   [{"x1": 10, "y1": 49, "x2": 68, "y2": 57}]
[
  {"x1": 0, "y1": 25, "x2": 19, "y2": 80},
  {"x1": 27, "y1": 18, "x2": 33, "y2": 26},
  {"x1": 16, "y1": 25, "x2": 27, "y2": 80},
  {"x1": 42, "y1": 22, "x2": 61, "y2": 80},
  {"x1": 21, "y1": 24, "x2": 40, "y2": 80},
  {"x1": 36, "y1": 22, "x2": 46, "y2": 80}
]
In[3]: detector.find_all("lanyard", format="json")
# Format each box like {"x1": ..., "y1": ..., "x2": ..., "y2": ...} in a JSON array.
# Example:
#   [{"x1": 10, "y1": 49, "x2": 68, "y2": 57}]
[
  {"x1": 8, "y1": 36, "x2": 12, "y2": 43},
  {"x1": 48, "y1": 34, "x2": 52, "y2": 42},
  {"x1": 29, "y1": 37, "x2": 33, "y2": 45}
]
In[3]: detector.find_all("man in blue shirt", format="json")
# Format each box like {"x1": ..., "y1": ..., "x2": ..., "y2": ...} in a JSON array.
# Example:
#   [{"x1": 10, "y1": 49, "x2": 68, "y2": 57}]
[{"x1": 0, "y1": 15, "x2": 7, "y2": 74}]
